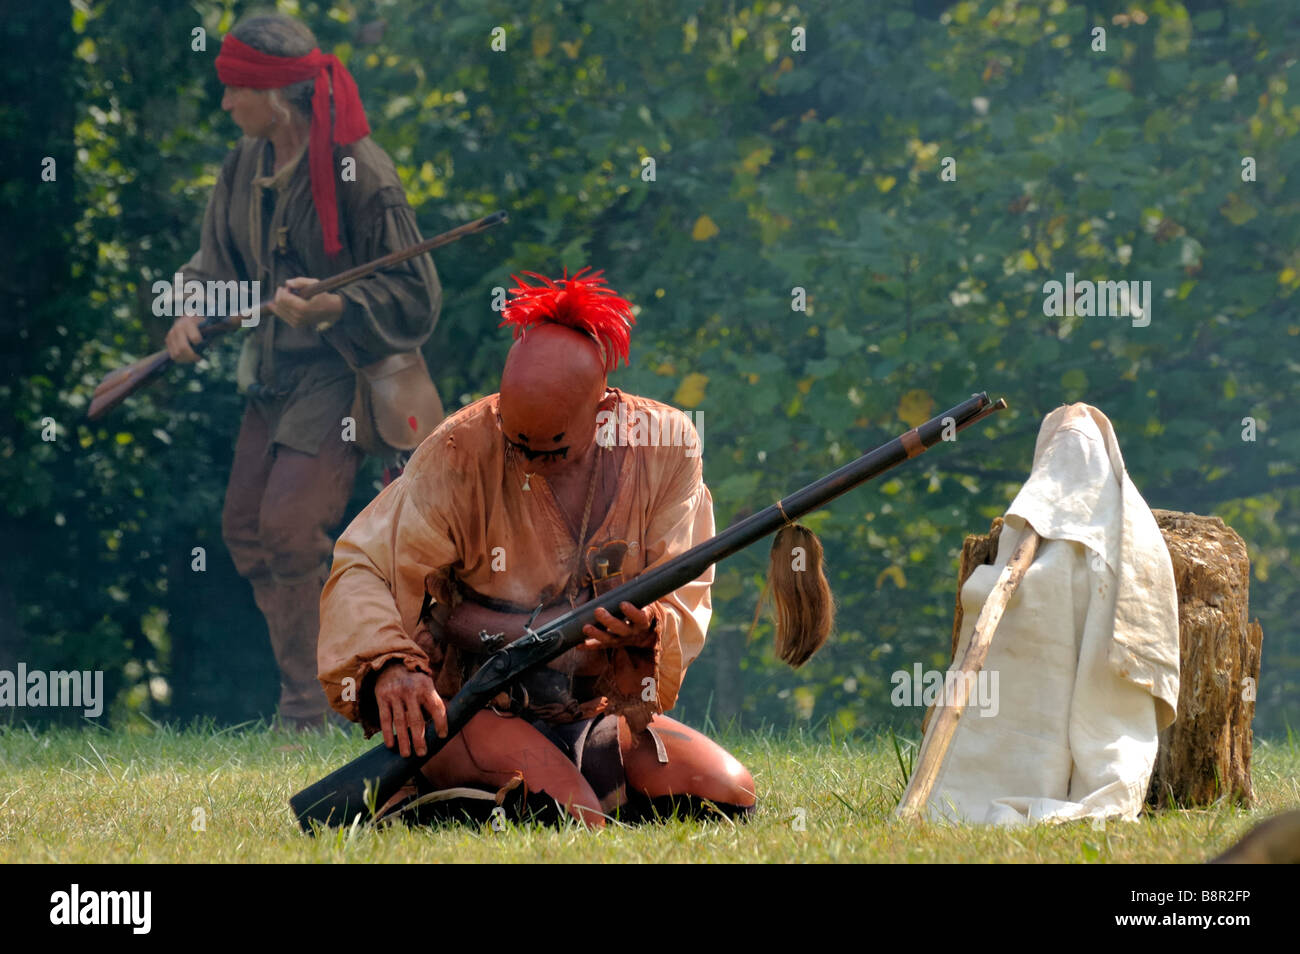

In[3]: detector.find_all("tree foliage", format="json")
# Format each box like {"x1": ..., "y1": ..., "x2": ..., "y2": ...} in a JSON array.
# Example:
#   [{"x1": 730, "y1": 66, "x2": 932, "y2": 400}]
[{"x1": 2, "y1": 0, "x2": 1296, "y2": 734}]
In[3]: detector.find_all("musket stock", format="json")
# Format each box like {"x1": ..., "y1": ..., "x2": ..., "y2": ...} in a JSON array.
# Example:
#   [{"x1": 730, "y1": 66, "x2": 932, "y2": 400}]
[{"x1": 88, "y1": 315, "x2": 242, "y2": 420}]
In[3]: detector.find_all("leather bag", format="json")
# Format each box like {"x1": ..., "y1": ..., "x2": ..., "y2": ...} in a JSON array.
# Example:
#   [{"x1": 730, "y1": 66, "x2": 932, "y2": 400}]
[{"x1": 350, "y1": 350, "x2": 445, "y2": 458}]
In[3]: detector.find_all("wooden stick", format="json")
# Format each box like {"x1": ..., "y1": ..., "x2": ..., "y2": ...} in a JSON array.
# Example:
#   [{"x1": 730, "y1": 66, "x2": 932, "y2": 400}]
[{"x1": 896, "y1": 525, "x2": 1041, "y2": 820}]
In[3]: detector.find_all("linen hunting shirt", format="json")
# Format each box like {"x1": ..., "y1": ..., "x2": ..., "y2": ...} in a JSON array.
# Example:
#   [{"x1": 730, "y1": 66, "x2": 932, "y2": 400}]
[
  {"x1": 178, "y1": 135, "x2": 440, "y2": 455},
  {"x1": 317, "y1": 390, "x2": 715, "y2": 735}
]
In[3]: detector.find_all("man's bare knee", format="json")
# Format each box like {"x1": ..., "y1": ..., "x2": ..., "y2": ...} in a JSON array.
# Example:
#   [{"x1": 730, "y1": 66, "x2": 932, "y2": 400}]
[{"x1": 684, "y1": 757, "x2": 755, "y2": 806}]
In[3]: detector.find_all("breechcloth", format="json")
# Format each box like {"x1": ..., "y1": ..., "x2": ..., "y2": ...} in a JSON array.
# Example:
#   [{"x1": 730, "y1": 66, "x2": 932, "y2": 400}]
[
  {"x1": 529, "y1": 713, "x2": 629, "y2": 813},
  {"x1": 526, "y1": 715, "x2": 751, "y2": 824},
  {"x1": 221, "y1": 401, "x2": 363, "y2": 721},
  {"x1": 393, "y1": 712, "x2": 752, "y2": 827}
]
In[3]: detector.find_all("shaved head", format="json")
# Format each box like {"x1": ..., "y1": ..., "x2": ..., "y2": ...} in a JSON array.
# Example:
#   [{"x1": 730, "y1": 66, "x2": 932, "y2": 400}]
[{"x1": 498, "y1": 324, "x2": 609, "y2": 467}]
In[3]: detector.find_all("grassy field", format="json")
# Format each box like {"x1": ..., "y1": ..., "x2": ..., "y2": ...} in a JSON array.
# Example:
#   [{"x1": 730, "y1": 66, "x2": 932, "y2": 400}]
[{"x1": 2, "y1": 721, "x2": 1296, "y2": 863}]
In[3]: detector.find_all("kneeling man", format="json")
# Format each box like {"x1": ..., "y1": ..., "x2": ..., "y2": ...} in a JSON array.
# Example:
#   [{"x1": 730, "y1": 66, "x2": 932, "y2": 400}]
[{"x1": 317, "y1": 269, "x2": 755, "y2": 826}]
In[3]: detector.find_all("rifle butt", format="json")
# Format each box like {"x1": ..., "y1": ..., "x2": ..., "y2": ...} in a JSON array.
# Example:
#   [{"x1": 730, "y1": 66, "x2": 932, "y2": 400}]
[
  {"x1": 290, "y1": 741, "x2": 412, "y2": 831},
  {"x1": 87, "y1": 318, "x2": 237, "y2": 421},
  {"x1": 92, "y1": 348, "x2": 168, "y2": 397},
  {"x1": 93, "y1": 365, "x2": 133, "y2": 396},
  {"x1": 87, "y1": 350, "x2": 173, "y2": 421},
  {"x1": 289, "y1": 655, "x2": 538, "y2": 831}
]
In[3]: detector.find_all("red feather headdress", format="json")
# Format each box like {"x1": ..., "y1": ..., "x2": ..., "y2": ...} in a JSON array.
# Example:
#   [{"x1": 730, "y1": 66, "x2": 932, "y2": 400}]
[{"x1": 499, "y1": 268, "x2": 635, "y2": 372}]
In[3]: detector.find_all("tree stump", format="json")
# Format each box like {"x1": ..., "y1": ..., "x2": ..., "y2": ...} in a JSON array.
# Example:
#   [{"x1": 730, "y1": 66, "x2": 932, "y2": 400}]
[{"x1": 949, "y1": 511, "x2": 1262, "y2": 809}]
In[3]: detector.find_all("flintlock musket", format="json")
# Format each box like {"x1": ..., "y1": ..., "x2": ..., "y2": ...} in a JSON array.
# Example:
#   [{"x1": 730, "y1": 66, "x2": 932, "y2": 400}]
[
  {"x1": 290, "y1": 392, "x2": 1008, "y2": 830},
  {"x1": 86, "y1": 211, "x2": 507, "y2": 421}
]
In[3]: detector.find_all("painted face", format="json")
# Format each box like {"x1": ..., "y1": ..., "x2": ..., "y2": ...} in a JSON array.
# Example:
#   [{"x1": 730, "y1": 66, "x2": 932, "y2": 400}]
[
  {"x1": 498, "y1": 403, "x2": 584, "y2": 477},
  {"x1": 221, "y1": 85, "x2": 277, "y2": 139},
  {"x1": 498, "y1": 389, "x2": 614, "y2": 479},
  {"x1": 497, "y1": 323, "x2": 612, "y2": 479}
]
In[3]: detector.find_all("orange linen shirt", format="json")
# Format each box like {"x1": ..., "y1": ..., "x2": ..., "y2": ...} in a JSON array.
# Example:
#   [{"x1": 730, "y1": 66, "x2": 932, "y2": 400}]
[{"x1": 317, "y1": 389, "x2": 714, "y2": 732}]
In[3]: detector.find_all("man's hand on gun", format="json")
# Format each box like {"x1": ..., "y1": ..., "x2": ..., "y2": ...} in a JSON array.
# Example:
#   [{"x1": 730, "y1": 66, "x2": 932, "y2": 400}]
[
  {"x1": 373, "y1": 661, "x2": 447, "y2": 758},
  {"x1": 164, "y1": 315, "x2": 205, "y2": 364},
  {"x1": 581, "y1": 601, "x2": 658, "y2": 650},
  {"x1": 272, "y1": 276, "x2": 344, "y2": 330},
  {"x1": 372, "y1": 598, "x2": 657, "y2": 756}
]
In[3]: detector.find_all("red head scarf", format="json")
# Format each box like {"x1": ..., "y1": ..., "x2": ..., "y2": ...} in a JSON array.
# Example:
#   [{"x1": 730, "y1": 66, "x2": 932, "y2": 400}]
[
  {"x1": 500, "y1": 268, "x2": 636, "y2": 372},
  {"x1": 215, "y1": 34, "x2": 371, "y2": 257}
]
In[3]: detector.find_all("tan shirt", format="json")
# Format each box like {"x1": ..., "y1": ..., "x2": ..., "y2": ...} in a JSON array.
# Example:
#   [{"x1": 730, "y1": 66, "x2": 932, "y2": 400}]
[
  {"x1": 317, "y1": 390, "x2": 715, "y2": 733},
  {"x1": 180, "y1": 135, "x2": 441, "y2": 455}
]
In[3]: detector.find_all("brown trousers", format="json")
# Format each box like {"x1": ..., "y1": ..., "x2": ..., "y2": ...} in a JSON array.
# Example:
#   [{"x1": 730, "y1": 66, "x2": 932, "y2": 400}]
[{"x1": 221, "y1": 403, "x2": 363, "y2": 722}]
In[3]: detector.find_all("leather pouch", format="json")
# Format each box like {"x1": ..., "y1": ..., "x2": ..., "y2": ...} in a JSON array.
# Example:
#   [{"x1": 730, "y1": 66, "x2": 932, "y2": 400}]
[{"x1": 350, "y1": 351, "x2": 445, "y2": 458}]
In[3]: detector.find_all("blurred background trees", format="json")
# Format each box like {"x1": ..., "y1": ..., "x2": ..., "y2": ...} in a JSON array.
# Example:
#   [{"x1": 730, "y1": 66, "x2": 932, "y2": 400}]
[{"x1": 2, "y1": 0, "x2": 1296, "y2": 735}]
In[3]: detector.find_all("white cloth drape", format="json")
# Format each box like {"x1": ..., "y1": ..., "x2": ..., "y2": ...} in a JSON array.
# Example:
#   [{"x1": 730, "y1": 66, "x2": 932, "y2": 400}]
[{"x1": 922, "y1": 403, "x2": 1180, "y2": 826}]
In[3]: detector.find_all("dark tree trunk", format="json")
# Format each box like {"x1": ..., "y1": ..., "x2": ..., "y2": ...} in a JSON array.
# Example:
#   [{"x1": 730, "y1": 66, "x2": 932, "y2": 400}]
[{"x1": 1146, "y1": 510, "x2": 1261, "y2": 808}]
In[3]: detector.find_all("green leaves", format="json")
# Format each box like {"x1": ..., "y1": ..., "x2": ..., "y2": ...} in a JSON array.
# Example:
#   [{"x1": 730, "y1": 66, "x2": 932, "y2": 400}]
[
  {"x1": 1082, "y1": 91, "x2": 1134, "y2": 119},
  {"x1": 5, "y1": 0, "x2": 1297, "y2": 735}
]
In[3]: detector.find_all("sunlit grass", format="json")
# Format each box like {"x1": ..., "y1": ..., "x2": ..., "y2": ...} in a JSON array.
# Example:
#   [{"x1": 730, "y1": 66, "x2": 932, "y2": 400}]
[{"x1": 1, "y1": 720, "x2": 1295, "y2": 863}]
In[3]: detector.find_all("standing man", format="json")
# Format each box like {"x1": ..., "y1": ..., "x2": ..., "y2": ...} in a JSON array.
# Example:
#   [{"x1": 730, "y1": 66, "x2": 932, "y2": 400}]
[
  {"x1": 318, "y1": 270, "x2": 756, "y2": 826},
  {"x1": 163, "y1": 14, "x2": 441, "y2": 729}
]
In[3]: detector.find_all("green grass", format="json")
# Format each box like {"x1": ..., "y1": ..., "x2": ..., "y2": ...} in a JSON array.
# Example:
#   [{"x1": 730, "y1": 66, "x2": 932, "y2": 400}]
[{"x1": 2, "y1": 721, "x2": 1296, "y2": 863}]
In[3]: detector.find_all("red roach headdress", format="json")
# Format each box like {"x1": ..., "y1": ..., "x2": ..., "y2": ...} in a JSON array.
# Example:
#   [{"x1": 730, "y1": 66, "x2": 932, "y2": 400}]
[{"x1": 499, "y1": 268, "x2": 635, "y2": 372}]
